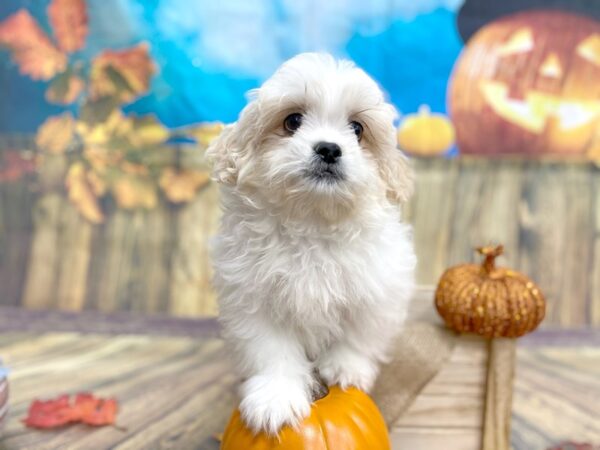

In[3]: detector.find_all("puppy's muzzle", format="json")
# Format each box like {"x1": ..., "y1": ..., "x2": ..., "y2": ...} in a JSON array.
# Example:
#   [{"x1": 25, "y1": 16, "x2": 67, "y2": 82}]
[{"x1": 314, "y1": 142, "x2": 342, "y2": 164}]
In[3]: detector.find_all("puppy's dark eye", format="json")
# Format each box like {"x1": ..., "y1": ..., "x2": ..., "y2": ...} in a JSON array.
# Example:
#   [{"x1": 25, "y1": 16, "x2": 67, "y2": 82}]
[
  {"x1": 284, "y1": 113, "x2": 303, "y2": 133},
  {"x1": 350, "y1": 121, "x2": 363, "y2": 141}
]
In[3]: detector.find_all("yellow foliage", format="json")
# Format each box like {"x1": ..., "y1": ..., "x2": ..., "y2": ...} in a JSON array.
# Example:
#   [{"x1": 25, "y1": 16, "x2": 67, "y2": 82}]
[
  {"x1": 65, "y1": 162, "x2": 104, "y2": 223},
  {"x1": 112, "y1": 176, "x2": 158, "y2": 209},
  {"x1": 35, "y1": 112, "x2": 75, "y2": 154}
]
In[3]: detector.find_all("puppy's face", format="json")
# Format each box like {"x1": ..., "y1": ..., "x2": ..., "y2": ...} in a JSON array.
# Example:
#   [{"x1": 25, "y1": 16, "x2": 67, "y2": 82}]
[{"x1": 208, "y1": 53, "x2": 412, "y2": 218}]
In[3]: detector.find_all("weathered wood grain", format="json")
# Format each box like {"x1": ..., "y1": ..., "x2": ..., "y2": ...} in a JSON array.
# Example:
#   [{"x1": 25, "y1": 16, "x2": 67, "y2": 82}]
[
  {"x1": 0, "y1": 332, "x2": 237, "y2": 450},
  {"x1": 3, "y1": 151, "x2": 600, "y2": 326},
  {"x1": 21, "y1": 193, "x2": 64, "y2": 309},
  {"x1": 168, "y1": 183, "x2": 220, "y2": 317},
  {"x1": 590, "y1": 173, "x2": 600, "y2": 325},
  {"x1": 406, "y1": 158, "x2": 459, "y2": 284},
  {"x1": 518, "y1": 163, "x2": 595, "y2": 326},
  {"x1": 55, "y1": 202, "x2": 93, "y2": 311},
  {"x1": 0, "y1": 305, "x2": 597, "y2": 449},
  {"x1": 512, "y1": 343, "x2": 600, "y2": 449},
  {"x1": 482, "y1": 339, "x2": 516, "y2": 450},
  {"x1": 0, "y1": 179, "x2": 34, "y2": 307}
]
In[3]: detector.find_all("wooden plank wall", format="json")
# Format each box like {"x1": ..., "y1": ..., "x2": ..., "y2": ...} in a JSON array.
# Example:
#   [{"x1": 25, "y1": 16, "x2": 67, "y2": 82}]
[
  {"x1": 405, "y1": 158, "x2": 599, "y2": 328},
  {"x1": 1, "y1": 146, "x2": 599, "y2": 326}
]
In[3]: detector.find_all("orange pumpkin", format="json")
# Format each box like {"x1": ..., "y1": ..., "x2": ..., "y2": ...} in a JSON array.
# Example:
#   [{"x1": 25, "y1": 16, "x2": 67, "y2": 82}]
[
  {"x1": 435, "y1": 245, "x2": 545, "y2": 338},
  {"x1": 397, "y1": 105, "x2": 455, "y2": 156},
  {"x1": 449, "y1": 10, "x2": 600, "y2": 156},
  {"x1": 221, "y1": 386, "x2": 390, "y2": 450}
]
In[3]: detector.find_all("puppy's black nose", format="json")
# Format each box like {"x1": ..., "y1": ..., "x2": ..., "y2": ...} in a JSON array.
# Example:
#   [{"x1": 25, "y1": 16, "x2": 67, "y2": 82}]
[{"x1": 314, "y1": 142, "x2": 342, "y2": 164}]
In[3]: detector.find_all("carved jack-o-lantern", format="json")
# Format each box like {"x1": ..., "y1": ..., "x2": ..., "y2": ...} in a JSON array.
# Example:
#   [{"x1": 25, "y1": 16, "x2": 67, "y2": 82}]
[{"x1": 449, "y1": 11, "x2": 600, "y2": 156}]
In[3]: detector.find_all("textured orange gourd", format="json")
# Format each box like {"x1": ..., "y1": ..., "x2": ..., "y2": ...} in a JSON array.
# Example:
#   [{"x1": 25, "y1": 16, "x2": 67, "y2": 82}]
[
  {"x1": 221, "y1": 386, "x2": 390, "y2": 450},
  {"x1": 435, "y1": 245, "x2": 545, "y2": 338}
]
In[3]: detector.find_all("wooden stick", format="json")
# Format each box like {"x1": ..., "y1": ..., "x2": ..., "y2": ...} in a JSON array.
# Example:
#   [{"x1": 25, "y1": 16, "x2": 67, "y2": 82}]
[{"x1": 482, "y1": 338, "x2": 516, "y2": 450}]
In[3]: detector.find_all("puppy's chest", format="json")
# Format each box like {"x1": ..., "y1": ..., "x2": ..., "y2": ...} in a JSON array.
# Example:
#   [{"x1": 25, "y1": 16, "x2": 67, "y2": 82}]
[{"x1": 256, "y1": 232, "x2": 389, "y2": 322}]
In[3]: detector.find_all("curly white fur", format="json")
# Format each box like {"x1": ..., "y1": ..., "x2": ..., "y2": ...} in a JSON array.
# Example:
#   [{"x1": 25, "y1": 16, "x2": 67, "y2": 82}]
[{"x1": 207, "y1": 53, "x2": 416, "y2": 435}]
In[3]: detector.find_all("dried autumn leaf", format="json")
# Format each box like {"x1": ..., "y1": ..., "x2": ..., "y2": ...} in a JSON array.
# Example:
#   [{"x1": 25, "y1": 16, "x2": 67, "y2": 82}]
[
  {"x1": 86, "y1": 169, "x2": 107, "y2": 196},
  {"x1": 66, "y1": 162, "x2": 104, "y2": 223},
  {"x1": 78, "y1": 110, "x2": 125, "y2": 146},
  {"x1": 23, "y1": 395, "x2": 74, "y2": 428},
  {"x1": 35, "y1": 113, "x2": 75, "y2": 154},
  {"x1": 23, "y1": 393, "x2": 118, "y2": 429},
  {"x1": 186, "y1": 122, "x2": 224, "y2": 147},
  {"x1": 89, "y1": 43, "x2": 156, "y2": 103},
  {"x1": 159, "y1": 168, "x2": 210, "y2": 203},
  {"x1": 83, "y1": 146, "x2": 123, "y2": 172},
  {"x1": 45, "y1": 70, "x2": 85, "y2": 104},
  {"x1": 112, "y1": 175, "x2": 157, "y2": 209},
  {"x1": 0, "y1": 10, "x2": 67, "y2": 80},
  {"x1": 72, "y1": 393, "x2": 118, "y2": 426},
  {"x1": 47, "y1": 0, "x2": 88, "y2": 53}
]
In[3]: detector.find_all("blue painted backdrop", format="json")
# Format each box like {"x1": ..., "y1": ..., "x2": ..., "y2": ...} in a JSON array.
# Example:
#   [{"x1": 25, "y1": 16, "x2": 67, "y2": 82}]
[{"x1": 0, "y1": 0, "x2": 464, "y2": 133}]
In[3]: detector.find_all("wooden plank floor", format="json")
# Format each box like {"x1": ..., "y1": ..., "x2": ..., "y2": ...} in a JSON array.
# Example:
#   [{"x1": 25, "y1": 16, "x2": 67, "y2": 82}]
[
  {"x1": 390, "y1": 334, "x2": 487, "y2": 449},
  {"x1": 513, "y1": 332, "x2": 600, "y2": 449},
  {"x1": 0, "y1": 313, "x2": 597, "y2": 449},
  {"x1": 0, "y1": 332, "x2": 236, "y2": 450}
]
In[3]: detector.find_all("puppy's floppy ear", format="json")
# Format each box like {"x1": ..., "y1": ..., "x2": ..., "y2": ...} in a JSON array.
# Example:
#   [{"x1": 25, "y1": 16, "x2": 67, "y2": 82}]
[
  {"x1": 379, "y1": 145, "x2": 414, "y2": 205},
  {"x1": 206, "y1": 124, "x2": 240, "y2": 186},
  {"x1": 371, "y1": 104, "x2": 414, "y2": 205},
  {"x1": 206, "y1": 100, "x2": 259, "y2": 186}
]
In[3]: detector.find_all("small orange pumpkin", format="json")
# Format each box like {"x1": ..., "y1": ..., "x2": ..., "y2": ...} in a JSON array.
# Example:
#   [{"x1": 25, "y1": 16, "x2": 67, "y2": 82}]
[
  {"x1": 397, "y1": 105, "x2": 455, "y2": 156},
  {"x1": 221, "y1": 386, "x2": 390, "y2": 450},
  {"x1": 435, "y1": 245, "x2": 545, "y2": 338}
]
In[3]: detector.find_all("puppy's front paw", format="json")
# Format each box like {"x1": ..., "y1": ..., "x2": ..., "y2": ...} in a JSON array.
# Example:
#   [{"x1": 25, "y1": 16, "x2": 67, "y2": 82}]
[
  {"x1": 239, "y1": 374, "x2": 311, "y2": 435},
  {"x1": 318, "y1": 347, "x2": 378, "y2": 391}
]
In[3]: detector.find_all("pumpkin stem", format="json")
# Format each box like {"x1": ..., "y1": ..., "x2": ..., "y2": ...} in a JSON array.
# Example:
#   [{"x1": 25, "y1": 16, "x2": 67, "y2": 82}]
[
  {"x1": 418, "y1": 104, "x2": 431, "y2": 116},
  {"x1": 477, "y1": 245, "x2": 504, "y2": 274}
]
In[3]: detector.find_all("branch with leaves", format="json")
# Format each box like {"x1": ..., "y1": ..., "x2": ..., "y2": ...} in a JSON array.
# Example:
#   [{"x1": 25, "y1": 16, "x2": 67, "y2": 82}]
[{"x1": 0, "y1": 0, "x2": 222, "y2": 223}]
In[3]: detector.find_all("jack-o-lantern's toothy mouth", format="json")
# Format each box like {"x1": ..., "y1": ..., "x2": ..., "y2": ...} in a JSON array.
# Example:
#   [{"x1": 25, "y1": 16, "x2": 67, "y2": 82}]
[{"x1": 479, "y1": 80, "x2": 600, "y2": 133}]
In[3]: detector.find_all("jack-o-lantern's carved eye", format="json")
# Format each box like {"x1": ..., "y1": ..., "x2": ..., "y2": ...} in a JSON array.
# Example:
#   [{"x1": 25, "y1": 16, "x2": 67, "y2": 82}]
[
  {"x1": 498, "y1": 28, "x2": 534, "y2": 56},
  {"x1": 577, "y1": 33, "x2": 600, "y2": 66},
  {"x1": 539, "y1": 53, "x2": 563, "y2": 78}
]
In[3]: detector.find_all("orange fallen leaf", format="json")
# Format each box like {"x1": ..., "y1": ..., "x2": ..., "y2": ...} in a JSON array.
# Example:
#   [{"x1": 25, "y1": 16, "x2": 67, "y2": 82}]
[
  {"x1": 35, "y1": 113, "x2": 76, "y2": 154},
  {"x1": 23, "y1": 393, "x2": 118, "y2": 429},
  {"x1": 72, "y1": 393, "x2": 118, "y2": 426},
  {"x1": 0, "y1": 9, "x2": 67, "y2": 80},
  {"x1": 159, "y1": 168, "x2": 210, "y2": 203},
  {"x1": 23, "y1": 395, "x2": 74, "y2": 428},
  {"x1": 66, "y1": 162, "x2": 105, "y2": 223},
  {"x1": 89, "y1": 43, "x2": 156, "y2": 103},
  {"x1": 47, "y1": 0, "x2": 88, "y2": 53}
]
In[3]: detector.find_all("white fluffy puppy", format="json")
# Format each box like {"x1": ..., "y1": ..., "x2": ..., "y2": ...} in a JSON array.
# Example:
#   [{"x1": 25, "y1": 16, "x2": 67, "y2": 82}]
[{"x1": 207, "y1": 53, "x2": 416, "y2": 435}]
